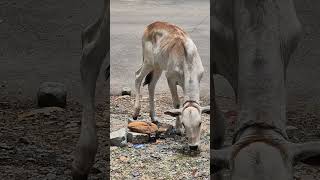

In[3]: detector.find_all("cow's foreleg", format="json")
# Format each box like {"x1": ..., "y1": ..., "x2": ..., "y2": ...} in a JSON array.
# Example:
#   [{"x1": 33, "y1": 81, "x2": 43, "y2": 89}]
[
  {"x1": 167, "y1": 77, "x2": 183, "y2": 135},
  {"x1": 133, "y1": 64, "x2": 152, "y2": 119},
  {"x1": 147, "y1": 69, "x2": 162, "y2": 124},
  {"x1": 72, "y1": 14, "x2": 108, "y2": 180},
  {"x1": 212, "y1": 76, "x2": 226, "y2": 149}
]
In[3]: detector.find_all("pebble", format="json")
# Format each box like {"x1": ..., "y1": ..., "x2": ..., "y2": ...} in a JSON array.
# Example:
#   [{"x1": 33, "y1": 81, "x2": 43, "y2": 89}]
[
  {"x1": 37, "y1": 82, "x2": 67, "y2": 108},
  {"x1": 127, "y1": 131, "x2": 149, "y2": 144},
  {"x1": 110, "y1": 128, "x2": 127, "y2": 147}
]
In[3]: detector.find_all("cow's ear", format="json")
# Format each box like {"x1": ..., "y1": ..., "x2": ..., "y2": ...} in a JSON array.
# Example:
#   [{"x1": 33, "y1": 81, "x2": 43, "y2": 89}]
[
  {"x1": 164, "y1": 109, "x2": 182, "y2": 117},
  {"x1": 211, "y1": 146, "x2": 232, "y2": 173},
  {"x1": 201, "y1": 106, "x2": 210, "y2": 114},
  {"x1": 290, "y1": 141, "x2": 320, "y2": 166}
]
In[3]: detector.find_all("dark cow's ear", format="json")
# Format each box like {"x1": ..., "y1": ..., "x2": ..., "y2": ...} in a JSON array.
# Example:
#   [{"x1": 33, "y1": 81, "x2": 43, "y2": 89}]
[
  {"x1": 201, "y1": 106, "x2": 210, "y2": 114},
  {"x1": 164, "y1": 109, "x2": 182, "y2": 117},
  {"x1": 211, "y1": 146, "x2": 232, "y2": 173},
  {"x1": 290, "y1": 142, "x2": 320, "y2": 166}
]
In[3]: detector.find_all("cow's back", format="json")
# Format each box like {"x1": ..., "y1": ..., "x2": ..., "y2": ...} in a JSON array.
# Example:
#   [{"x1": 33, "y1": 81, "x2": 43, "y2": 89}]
[{"x1": 142, "y1": 21, "x2": 194, "y2": 70}]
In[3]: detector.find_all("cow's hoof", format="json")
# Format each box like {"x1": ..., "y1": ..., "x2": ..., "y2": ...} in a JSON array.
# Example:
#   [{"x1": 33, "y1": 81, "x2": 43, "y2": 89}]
[
  {"x1": 132, "y1": 115, "x2": 138, "y2": 120},
  {"x1": 151, "y1": 116, "x2": 160, "y2": 125}
]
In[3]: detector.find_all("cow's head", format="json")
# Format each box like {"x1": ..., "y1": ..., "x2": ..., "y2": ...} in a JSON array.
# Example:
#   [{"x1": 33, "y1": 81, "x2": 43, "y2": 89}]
[
  {"x1": 212, "y1": 130, "x2": 320, "y2": 180},
  {"x1": 165, "y1": 101, "x2": 210, "y2": 150}
]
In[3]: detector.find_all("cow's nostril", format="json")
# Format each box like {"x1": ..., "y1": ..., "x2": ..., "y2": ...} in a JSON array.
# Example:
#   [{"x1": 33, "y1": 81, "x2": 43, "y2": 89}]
[{"x1": 189, "y1": 145, "x2": 198, "y2": 151}]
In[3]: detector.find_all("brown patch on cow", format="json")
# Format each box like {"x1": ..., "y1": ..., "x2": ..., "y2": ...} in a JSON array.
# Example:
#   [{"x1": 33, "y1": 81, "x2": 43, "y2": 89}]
[
  {"x1": 143, "y1": 21, "x2": 188, "y2": 58},
  {"x1": 144, "y1": 21, "x2": 187, "y2": 39}
]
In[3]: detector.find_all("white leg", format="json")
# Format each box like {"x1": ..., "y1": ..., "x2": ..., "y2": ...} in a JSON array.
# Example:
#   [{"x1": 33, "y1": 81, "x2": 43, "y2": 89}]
[
  {"x1": 166, "y1": 76, "x2": 183, "y2": 135},
  {"x1": 147, "y1": 69, "x2": 162, "y2": 123},
  {"x1": 72, "y1": 6, "x2": 109, "y2": 180},
  {"x1": 132, "y1": 64, "x2": 152, "y2": 119}
]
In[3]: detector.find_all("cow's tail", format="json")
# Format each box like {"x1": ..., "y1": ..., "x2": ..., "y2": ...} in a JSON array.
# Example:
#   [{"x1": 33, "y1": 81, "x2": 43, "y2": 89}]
[
  {"x1": 141, "y1": 46, "x2": 153, "y2": 86},
  {"x1": 143, "y1": 71, "x2": 153, "y2": 86}
]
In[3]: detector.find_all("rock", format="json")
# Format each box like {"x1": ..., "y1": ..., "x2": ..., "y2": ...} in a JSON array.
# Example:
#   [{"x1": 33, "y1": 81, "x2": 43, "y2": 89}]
[
  {"x1": 157, "y1": 123, "x2": 174, "y2": 138},
  {"x1": 128, "y1": 121, "x2": 158, "y2": 134},
  {"x1": 110, "y1": 128, "x2": 127, "y2": 147},
  {"x1": 127, "y1": 131, "x2": 149, "y2": 144},
  {"x1": 37, "y1": 82, "x2": 67, "y2": 108},
  {"x1": 121, "y1": 87, "x2": 131, "y2": 96}
]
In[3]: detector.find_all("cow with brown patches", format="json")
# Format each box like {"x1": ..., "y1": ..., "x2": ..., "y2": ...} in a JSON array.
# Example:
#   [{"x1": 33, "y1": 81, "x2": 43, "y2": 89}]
[
  {"x1": 211, "y1": 0, "x2": 320, "y2": 180},
  {"x1": 133, "y1": 21, "x2": 210, "y2": 150}
]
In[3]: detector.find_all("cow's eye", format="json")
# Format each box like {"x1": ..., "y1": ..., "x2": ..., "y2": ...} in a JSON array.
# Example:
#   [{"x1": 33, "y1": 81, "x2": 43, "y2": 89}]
[
  {"x1": 199, "y1": 122, "x2": 202, "y2": 127},
  {"x1": 182, "y1": 123, "x2": 185, "y2": 128}
]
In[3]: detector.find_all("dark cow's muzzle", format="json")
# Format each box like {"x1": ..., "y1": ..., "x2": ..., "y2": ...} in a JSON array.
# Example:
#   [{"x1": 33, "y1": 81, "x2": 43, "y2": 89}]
[{"x1": 189, "y1": 145, "x2": 198, "y2": 151}]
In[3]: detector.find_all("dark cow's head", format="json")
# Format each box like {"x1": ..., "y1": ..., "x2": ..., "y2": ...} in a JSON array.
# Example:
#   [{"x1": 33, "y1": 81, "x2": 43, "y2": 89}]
[{"x1": 212, "y1": 130, "x2": 320, "y2": 180}]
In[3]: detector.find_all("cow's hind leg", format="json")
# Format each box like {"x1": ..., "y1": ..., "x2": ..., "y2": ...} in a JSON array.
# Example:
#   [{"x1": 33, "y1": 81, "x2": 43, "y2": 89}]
[
  {"x1": 146, "y1": 69, "x2": 162, "y2": 124},
  {"x1": 72, "y1": 12, "x2": 108, "y2": 180},
  {"x1": 166, "y1": 76, "x2": 183, "y2": 135},
  {"x1": 132, "y1": 64, "x2": 152, "y2": 119}
]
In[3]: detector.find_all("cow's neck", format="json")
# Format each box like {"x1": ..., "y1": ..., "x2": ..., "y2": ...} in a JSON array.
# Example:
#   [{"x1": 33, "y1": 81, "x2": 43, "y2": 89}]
[
  {"x1": 182, "y1": 60, "x2": 201, "y2": 104},
  {"x1": 233, "y1": 0, "x2": 288, "y2": 140}
]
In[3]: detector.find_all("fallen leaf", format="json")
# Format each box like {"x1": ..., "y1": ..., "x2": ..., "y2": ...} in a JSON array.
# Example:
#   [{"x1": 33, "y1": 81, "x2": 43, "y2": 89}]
[{"x1": 119, "y1": 156, "x2": 128, "y2": 162}]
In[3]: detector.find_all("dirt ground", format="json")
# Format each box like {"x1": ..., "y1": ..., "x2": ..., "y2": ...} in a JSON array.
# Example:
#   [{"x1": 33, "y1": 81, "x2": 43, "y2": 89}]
[
  {"x1": 1, "y1": 93, "x2": 319, "y2": 179},
  {"x1": 110, "y1": 94, "x2": 210, "y2": 179},
  {"x1": 0, "y1": 95, "x2": 108, "y2": 180}
]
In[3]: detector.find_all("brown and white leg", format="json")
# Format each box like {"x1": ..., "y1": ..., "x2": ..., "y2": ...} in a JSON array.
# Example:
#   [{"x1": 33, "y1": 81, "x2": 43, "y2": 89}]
[
  {"x1": 132, "y1": 64, "x2": 152, "y2": 119},
  {"x1": 148, "y1": 69, "x2": 162, "y2": 123},
  {"x1": 72, "y1": 8, "x2": 109, "y2": 180},
  {"x1": 166, "y1": 76, "x2": 183, "y2": 135}
]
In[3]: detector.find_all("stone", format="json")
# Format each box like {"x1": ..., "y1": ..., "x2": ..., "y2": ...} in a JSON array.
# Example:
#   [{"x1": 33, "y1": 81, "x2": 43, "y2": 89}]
[
  {"x1": 121, "y1": 87, "x2": 131, "y2": 96},
  {"x1": 110, "y1": 128, "x2": 127, "y2": 147},
  {"x1": 157, "y1": 123, "x2": 174, "y2": 138},
  {"x1": 127, "y1": 131, "x2": 149, "y2": 144},
  {"x1": 37, "y1": 82, "x2": 67, "y2": 108},
  {"x1": 128, "y1": 121, "x2": 158, "y2": 134}
]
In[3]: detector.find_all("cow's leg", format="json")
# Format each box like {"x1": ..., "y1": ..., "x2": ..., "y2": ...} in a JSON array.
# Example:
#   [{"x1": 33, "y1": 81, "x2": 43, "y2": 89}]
[
  {"x1": 212, "y1": 76, "x2": 226, "y2": 149},
  {"x1": 166, "y1": 76, "x2": 183, "y2": 135},
  {"x1": 72, "y1": 14, "x2": 108, "y2": 180},
  {"x1": 133, "y1": 64, "x2": 152, "y2": 119},
  {"x1": 148, "y1": 69, "x2": 162, "y2": 123}
]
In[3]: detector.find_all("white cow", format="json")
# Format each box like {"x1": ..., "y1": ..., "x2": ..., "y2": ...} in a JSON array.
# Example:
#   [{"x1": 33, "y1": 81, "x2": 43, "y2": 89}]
[{"x1": 132, "y1": 21, "x2": 210, "y2": 150}]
